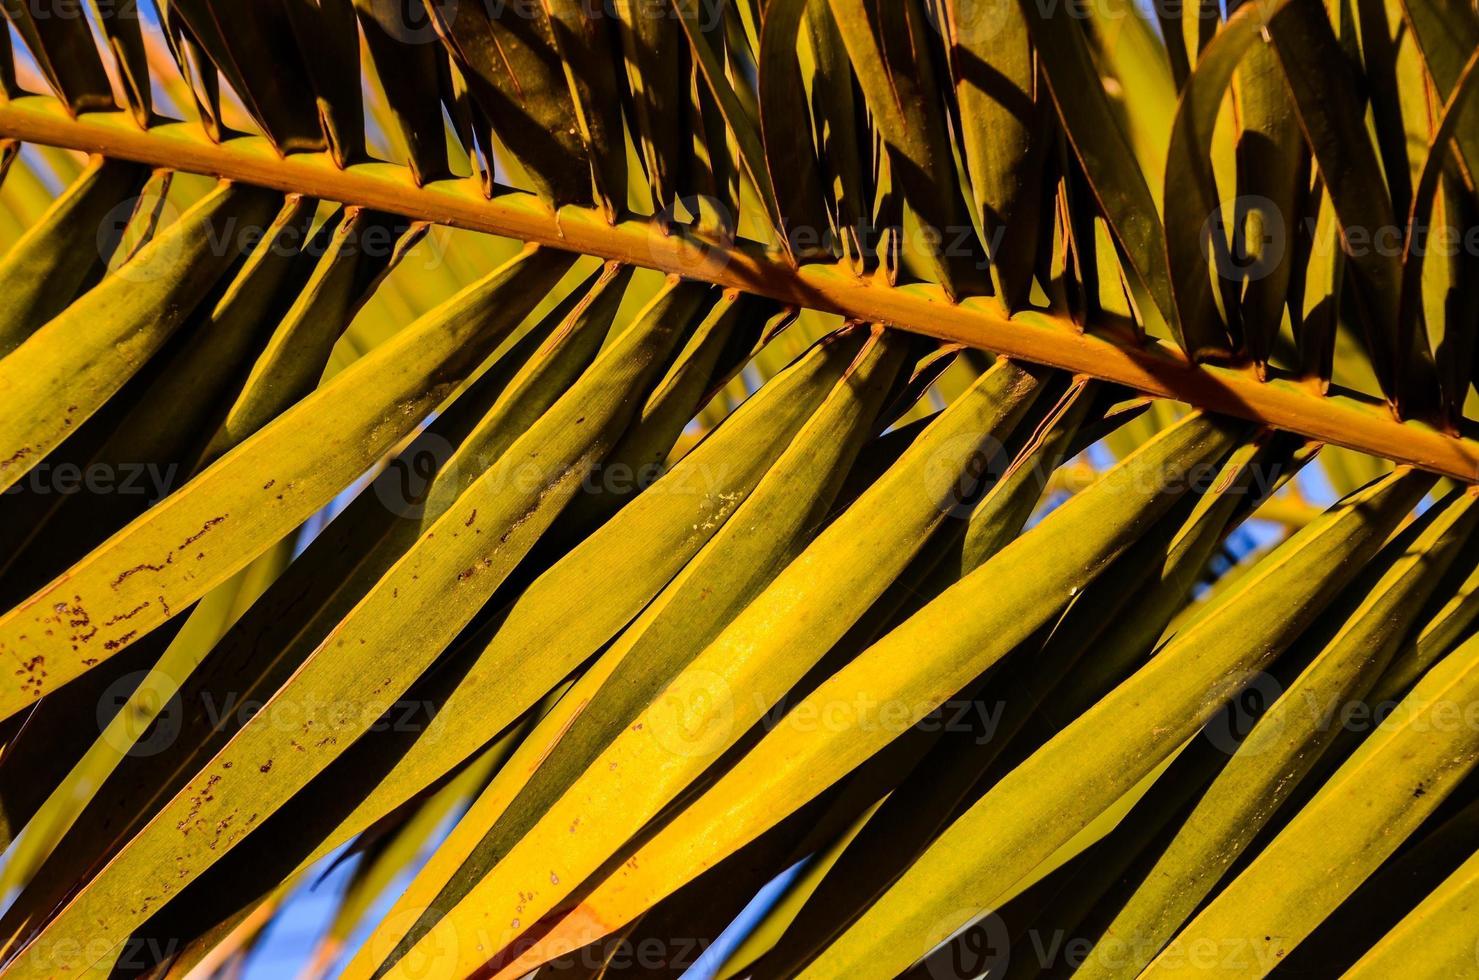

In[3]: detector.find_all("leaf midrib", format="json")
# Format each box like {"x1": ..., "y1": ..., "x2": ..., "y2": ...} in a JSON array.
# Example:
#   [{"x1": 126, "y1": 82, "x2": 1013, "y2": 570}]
[{"x1": 1, "y1": 95, "x2": 1476, "y2": 482}]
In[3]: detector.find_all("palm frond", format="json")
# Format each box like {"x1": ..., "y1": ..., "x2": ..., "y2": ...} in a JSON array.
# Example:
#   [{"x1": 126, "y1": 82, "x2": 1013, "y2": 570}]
[{"x1": 0, "y1": 0, "x2": 1476, "y2": 977}]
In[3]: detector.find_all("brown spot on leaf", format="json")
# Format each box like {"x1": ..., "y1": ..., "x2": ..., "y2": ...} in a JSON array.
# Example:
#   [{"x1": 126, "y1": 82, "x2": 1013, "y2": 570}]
[
  {"x1": 112, "y1": 562, "x2": 167, "y2": 588},
  {"x1": 179, "y1": 516, "x2": 227, "y2": 550},
  {"x1": 103, "y1": 602, "x2": 151, "y2": 626}
]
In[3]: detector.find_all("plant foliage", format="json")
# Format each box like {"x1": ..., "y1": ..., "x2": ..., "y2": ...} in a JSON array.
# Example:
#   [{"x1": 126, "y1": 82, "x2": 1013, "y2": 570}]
[{"x1": 0, "y1": 0, "x2": 1475, "y2": 977}]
